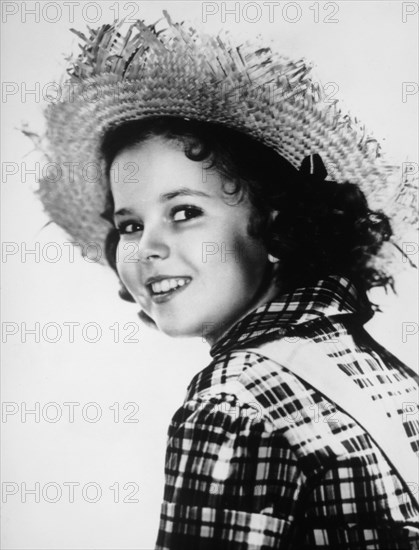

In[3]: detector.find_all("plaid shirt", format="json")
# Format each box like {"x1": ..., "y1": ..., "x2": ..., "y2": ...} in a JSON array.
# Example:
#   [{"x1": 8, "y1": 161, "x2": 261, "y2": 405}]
[{"x1": 155, "y1": 275, "x2": 419, "y2": 549}]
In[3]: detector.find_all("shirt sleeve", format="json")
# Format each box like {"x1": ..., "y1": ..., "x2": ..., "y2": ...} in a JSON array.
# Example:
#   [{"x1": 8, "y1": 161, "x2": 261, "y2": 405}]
[{"x1": 155, "y1": 393, "x2": 307, "y2": 550}]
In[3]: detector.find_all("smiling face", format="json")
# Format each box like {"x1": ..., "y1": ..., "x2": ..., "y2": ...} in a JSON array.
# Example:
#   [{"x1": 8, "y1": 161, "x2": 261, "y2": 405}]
[{"x1": 111, "y1": 137, "x2": 279, "y2": 343}]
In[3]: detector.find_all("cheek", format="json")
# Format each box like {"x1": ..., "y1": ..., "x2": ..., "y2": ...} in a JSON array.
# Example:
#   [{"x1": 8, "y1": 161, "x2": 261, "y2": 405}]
[
  {"x1": 234, "y1": 222, "x2": 268, "y2": 267},
  {"x1": 234, "y1": 235, "x2": 270, "y2": 292},
  {"x1": 116, "y1": 242, "x2": 140, "y2": 292},
  {"x1": 202, "y1": 230, "x2": 268, "y2": 290}
]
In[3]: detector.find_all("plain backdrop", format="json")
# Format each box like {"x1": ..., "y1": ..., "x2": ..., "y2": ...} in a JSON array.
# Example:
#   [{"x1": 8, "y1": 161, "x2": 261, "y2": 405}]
[{"x1": 1, "y1": 1, "x2": 418, "y2": 548}]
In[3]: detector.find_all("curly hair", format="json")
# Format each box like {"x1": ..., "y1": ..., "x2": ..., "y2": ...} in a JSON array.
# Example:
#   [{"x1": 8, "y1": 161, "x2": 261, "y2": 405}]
[{"x1": 100, "y1": 116, "x2": 393, "y2": 308}]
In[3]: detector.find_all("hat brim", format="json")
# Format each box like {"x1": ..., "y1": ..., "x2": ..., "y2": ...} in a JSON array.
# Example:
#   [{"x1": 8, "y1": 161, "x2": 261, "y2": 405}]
[{"x1": 37, "y1": 15, "x2": 417, "y2": 269}]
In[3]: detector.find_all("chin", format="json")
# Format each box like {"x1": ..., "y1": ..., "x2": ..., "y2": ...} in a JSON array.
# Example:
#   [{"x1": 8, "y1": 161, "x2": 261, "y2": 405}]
[
  {"x1": 159, "y1": 327, "x2": 196, "y2": 339},
  {"x1": 155, "y1": 317, "x2": 206, "y2": 339}
]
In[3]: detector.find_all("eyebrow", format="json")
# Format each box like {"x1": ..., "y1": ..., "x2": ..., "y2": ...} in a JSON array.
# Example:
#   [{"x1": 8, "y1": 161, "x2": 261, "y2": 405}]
[
  {"x1": 160, "y1": 188, "x2": 211, "y2": 201},
  {"x1": 113, "y1": 188, "x2": 212, "y2": 218}
]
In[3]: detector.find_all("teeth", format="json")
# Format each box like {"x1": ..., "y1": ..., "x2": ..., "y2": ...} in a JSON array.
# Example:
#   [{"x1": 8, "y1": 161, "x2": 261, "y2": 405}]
[{"x1": 150, "y1": 278, "x2": 190, "y2": 294}]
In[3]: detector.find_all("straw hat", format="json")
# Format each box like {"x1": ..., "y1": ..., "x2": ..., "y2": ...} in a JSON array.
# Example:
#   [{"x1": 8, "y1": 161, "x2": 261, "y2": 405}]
[{"x1": 33, "y1": 11, "x2": 417, "y2": 270}]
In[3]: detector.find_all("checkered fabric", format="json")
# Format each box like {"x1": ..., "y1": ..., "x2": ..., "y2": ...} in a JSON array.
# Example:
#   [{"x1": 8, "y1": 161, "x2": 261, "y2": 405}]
[{"x1": 155, "y1": 275, "x2": 419, "y2": 549}]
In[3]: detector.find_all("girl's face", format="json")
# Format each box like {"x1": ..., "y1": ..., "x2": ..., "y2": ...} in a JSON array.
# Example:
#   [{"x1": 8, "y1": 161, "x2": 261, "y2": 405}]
[{"x1": 111, "y1": 137, "x2": 278, "y2": 342}]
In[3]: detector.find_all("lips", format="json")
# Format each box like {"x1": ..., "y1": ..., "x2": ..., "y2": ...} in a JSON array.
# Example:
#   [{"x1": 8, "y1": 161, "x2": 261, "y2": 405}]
[{"x1": 145, "y1": 275, "x2": 192, "y2": 303}]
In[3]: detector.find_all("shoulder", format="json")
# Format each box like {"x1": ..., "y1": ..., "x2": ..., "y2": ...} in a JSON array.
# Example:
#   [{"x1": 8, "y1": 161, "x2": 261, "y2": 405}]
[
  {"x1": 166, "y1": 349, "x2": 310, "y2": 478},
  {"x1": 177, "y1": 340, "x2": 365, "y2": 472},
  {"x1": 186, "y1": 342, "x2": 319, "y2": 405},
  {"x1": 181, "y1": 344, "x2": 325, "y2": 435},
  {"x1": 172, "y1": 349, "x2": 272, "y2": 435}
]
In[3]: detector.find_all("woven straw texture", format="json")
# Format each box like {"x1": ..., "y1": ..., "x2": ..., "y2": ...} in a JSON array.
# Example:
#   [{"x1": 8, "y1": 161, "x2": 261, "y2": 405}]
[{"x1": 34, "y1": 11, "x2": 417, "y2": 271}]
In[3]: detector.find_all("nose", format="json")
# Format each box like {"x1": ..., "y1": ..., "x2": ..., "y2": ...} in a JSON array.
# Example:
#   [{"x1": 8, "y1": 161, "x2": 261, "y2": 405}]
[{"x1": 137, "y1": 225, "x2": 170, "y2": 264}]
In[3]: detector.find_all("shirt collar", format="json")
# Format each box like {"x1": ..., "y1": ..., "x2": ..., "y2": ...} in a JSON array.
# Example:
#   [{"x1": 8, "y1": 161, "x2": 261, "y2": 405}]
[{"x1": 209, "y1": 275, "x2": 373, "y2": 357}]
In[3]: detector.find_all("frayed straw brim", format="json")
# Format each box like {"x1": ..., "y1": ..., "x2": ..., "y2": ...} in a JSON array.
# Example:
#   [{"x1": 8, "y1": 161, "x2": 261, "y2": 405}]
[{"x1": 33, "y1": 11, "x2": 417, "y2": 272}]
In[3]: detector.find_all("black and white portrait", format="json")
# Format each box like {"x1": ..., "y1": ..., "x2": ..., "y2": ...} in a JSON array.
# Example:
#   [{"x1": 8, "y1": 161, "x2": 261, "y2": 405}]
[{"x1": 2, "y1": 1, "x2": 418, "y2": 548}]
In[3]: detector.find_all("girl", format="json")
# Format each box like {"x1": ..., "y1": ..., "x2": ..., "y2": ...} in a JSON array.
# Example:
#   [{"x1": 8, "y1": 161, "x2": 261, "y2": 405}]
[{"x1": 36, "y1": 13, "x2": 418, "y2": 549}]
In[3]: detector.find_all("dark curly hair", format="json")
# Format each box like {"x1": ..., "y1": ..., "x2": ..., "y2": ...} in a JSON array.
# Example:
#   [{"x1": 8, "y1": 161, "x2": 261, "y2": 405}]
[{"x1": 100, "y1": 116, "x2": 393, "y2": 308}]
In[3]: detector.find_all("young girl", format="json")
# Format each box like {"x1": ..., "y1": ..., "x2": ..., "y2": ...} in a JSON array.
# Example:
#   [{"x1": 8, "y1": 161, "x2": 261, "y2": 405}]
[{"x1": 36, "y1": 13, "x2": 418, "y2": 549}]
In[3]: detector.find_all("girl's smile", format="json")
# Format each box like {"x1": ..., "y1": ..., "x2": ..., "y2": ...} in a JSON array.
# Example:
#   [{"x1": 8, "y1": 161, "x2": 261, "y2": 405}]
[
  {"x1": 146, "y1": 275, "x2": 192, "y2": 303},
  {"x1": 110, "y1": 137, "x2": 279, "y2": 343}
]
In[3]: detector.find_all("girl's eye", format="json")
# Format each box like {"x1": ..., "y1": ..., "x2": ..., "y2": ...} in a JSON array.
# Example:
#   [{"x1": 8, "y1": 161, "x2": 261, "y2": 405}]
[
  {"x1": 117, "y1": 221, "x2": 143, "y2": 235},
  {"x1": 116, "y1": 206, "x2": 202, "y2": 234},
  {"x1": 172, "y1": 206, "x2": 203, "y2": 222}
]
